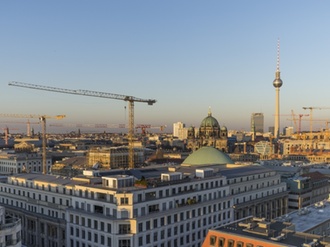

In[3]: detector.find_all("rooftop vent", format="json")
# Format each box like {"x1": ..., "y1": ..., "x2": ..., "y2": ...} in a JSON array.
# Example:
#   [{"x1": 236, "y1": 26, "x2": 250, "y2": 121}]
[
  {"x1": 195, "y1": 168, "x2": 214, "y2": 178},
  {"x1": 161, "y1": 172, "x2": 182, "y2": 182},
  {"x1": 102, "y1": 175, "x2": 134, "y2": 189}
]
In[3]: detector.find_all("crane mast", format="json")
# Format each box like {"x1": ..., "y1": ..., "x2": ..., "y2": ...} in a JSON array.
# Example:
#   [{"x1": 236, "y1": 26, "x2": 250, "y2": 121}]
[{"x1": 9, "y1": 81, "x2": 156, "y2": 169}]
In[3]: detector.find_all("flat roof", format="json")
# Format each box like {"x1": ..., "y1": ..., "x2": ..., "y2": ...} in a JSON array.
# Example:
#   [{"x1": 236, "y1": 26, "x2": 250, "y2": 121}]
[
  {"x1": 280, "y1": 201, "x2": 330, "y2": 232},
  {"x1": 213, "y1": 216, "x2": 325, "y2": 246}
]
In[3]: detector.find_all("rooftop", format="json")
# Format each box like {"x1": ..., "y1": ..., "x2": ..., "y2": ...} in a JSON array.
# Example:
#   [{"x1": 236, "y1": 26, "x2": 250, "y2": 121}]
[
  {"x1": 213, "y1": 216, "x2": 327, "y2": 247},
  {"x1": 278, "y1": 200, "x2": 330, "y2": 233}
]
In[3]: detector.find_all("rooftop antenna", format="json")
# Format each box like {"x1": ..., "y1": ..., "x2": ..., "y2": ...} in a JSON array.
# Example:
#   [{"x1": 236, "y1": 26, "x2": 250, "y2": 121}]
[{"x1": 276, "y1": 38, "x2": 280, "y2": 72}]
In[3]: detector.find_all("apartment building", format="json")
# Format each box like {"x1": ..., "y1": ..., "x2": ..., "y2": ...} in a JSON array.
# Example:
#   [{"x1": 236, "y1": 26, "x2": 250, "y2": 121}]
[{"x1": 0, "y1": 146, "x2": 288, "y2": 247}]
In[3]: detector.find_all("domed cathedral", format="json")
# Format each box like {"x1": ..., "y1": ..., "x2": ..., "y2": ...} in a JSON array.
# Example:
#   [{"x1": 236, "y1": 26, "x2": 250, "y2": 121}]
[{"x1": 187, "y1": 109, "x2": 228, "y2": 152}]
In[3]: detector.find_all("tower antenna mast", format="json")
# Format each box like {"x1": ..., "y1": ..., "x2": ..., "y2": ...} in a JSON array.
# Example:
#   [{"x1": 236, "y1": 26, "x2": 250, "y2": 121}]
[{"x1": 273, "y1": 38, "x2": 283, "y2": 139}]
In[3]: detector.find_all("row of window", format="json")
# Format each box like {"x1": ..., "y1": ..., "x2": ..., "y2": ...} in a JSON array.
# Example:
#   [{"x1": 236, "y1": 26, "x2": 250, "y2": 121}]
[
  {"x1": 141, "y1": 178, "x2": 226, "y2": 202},
  {"x1": 210, "y1": 236, "x2": 263, "y2": 247},
  {"x1": 227, "y1": 172, "x2": 275, "y2": 184},
  {"x1": 1, "y1": 197, "x2": 65, "y2": 219},
  {"x1": 1, "y1": 186, "x2": 71, "y2": 206}
]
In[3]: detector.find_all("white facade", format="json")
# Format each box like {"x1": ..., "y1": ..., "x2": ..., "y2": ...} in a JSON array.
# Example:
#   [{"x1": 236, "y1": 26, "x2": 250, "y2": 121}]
[
  {"x1": 0, "y1": 151, "x2": 52, "y2": 174},
  {"x1": 173, "y1": 122, "x2": 185, "y2": 138},
  {"x1": 0, "y1": 165, "x2": 287, "y2": 247}
]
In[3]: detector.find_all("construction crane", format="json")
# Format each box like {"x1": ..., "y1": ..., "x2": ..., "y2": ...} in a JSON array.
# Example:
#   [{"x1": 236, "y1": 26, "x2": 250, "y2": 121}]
[
  {"x1": 0, "y1": 113, "x2": 65, "y2": 174},
  {"x1": 49, "y1": 123, "x2": 127, "y2": 129},
  {"x1": 296, "y1": 114, "x2": 309, "y2": 134},
  {"x1": 289, "y1": 110, "x2": 309, "y2": 134},
  {"x1": 135, "y1": 124, "x2": 167, "y2": 135},
  {"x1": 8, "y1": 81, "x2": 156, "y2": 169},
  {"x1": 302, "y1": 107, "x2": 320, "y2": 134},
  {"x1": 1, "y1": 127, "x2": 19, "y2": 146}
]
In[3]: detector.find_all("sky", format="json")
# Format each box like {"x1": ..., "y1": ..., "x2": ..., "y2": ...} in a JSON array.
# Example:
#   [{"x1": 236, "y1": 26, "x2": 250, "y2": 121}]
[{"x1": 1, "y1": 1, "x2": 330, "y2": 134}]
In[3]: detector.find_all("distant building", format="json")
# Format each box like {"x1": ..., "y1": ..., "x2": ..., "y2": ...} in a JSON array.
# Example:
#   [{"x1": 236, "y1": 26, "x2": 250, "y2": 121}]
[
  {"x1": 173, "y1": 122, "x2": 188, "y2": 140},
  {"x1": 269, "y1": 126, "x2": 275, "y2": 135},
  {"x1": 283, "y1": 126, "x2": 294, "y2": 136},
  {"x1": 87, "y1": 146, "x2": 145, "y2": 169},
  {"x1": 285, "y1": 171, "x2": 330, "y2": 211},
  {"x1": 0, "y1": 150, "x2": 52, "y2": 174},
  {"x1": 173, "y1": 122, "x2": 185, "y2": 137},
  {"x1": 251, "y1": 113, "x2": 264, "y2": 133},
  {"x1": 187, "y1": 109, "x2": 228, "y2": 152},
  {"x1": 51, "y1": 156, "x2": 87, "y2": 177}
]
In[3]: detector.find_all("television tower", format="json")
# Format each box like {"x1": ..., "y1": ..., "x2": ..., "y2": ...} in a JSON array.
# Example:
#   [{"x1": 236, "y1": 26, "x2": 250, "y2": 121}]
[{"x1": 273, "y1": 39, "x2": 283, "y2": 139}]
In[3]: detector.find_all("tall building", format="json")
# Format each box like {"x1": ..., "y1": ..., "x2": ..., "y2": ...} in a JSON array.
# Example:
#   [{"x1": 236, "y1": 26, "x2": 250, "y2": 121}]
[
  {"x1": 250, "y1": 113, "x2": 264, "y2": 133},
  {"x1": 273, "y1": 39, "x2": 283, "y2": 139},
  {"x1": 0, "y1": 146, "x2": 288, "y2": 247},
  {"x1": 173, "y1": 122, "x2": 185, "y2": 138}
]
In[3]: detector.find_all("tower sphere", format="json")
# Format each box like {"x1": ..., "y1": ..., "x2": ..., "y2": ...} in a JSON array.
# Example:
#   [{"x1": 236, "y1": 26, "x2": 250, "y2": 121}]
[{"x1": 273, "y1": 78, "x2": 283, "y2": 88}]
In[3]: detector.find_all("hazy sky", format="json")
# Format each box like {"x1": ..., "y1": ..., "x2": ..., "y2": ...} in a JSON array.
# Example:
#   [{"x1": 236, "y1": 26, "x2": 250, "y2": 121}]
[{"x1": 1, "y1": 1, "x2": 330, "y2": 134}]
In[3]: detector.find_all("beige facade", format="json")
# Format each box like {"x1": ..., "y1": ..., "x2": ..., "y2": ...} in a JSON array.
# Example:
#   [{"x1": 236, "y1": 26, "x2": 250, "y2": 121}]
[{"x1": 87, "y1": 146, "x2": 145, "y2": 169}]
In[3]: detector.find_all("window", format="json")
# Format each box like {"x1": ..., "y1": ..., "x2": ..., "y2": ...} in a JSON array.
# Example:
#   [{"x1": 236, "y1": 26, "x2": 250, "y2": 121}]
[
  {"x1": 167, "y1": 228, "x2": 171, "y2": 237},
  {"x1": 237, "y1": 241, "x2": 244, "y2": 247},
  {"x1": 119, "y1": 224, "x2": 131, "y2": 234},
  {"x1": 119, "y1": 239, "x2": 130, "y2": 247},
  {"x1": 228, "y1": 239, "x2": 235, "y2": 247},
  {"x1": 120, "y1": 197, "x2": 129, "y2": 205},
  {"x1": 218, "y1": 238, "x2": 225, "y2": 247},
  {"x1": 210, "y1": 235, "x2": 216, "y2": 246}
]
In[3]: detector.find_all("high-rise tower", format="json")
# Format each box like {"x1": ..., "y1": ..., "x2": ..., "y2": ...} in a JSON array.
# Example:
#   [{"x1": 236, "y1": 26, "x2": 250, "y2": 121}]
[
  {"x1": 251, "y1": 113, "x2": 264, "y2": 133},
  {"x1": 273, "y1": 39, "x2": 283, "y2": 139}
]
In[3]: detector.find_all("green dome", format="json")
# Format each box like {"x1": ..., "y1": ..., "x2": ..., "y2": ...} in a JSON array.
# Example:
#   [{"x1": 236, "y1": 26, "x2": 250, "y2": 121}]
[
  {"x1": 182, "y1": 147, "x2": 233, "y2": 166},
  {"x1": 200, "y1": 112, "x2": 220, "y2": 128}
]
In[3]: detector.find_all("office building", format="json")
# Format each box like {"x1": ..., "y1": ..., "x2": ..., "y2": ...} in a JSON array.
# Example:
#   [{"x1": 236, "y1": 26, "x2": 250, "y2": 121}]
[
  {"x1": 0, "y1": 146, "x2": 287, "y2": 247},
  {"x1": 251, "y1": 113, "x2": 264, "y2": 133},
  {"x1": 173, "y1": 122, "x2": 185, "y2": 138}
]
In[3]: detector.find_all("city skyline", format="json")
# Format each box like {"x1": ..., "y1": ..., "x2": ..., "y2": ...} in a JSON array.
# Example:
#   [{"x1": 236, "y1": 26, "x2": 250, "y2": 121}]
[{"x1": 1, "y1": 1, "x2": 330, "y2": 133}]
